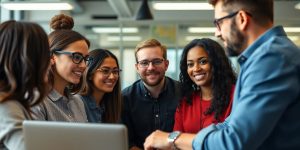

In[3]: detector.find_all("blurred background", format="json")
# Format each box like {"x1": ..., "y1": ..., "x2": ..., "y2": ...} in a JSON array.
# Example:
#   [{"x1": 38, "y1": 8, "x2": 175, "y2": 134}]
[{"x1": 1, "y1": 0, "x2": 300, "y2": 88}]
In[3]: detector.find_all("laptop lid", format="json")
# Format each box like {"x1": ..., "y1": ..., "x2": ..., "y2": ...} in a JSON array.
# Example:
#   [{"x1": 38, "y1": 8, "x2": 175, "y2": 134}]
[{"x1": 23, "y1": 120, "x2": 128, "y2": 150}]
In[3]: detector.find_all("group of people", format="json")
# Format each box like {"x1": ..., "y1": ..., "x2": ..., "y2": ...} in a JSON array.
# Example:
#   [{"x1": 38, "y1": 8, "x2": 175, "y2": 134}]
[{"x1": 1, "y1": 0, "x2": 300, "y2": 150}]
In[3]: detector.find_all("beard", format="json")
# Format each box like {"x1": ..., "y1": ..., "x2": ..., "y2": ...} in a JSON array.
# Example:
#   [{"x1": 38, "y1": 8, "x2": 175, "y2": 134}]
[
  {"x1": 226, "y1": 47, "x2": 240, "y2": 56},
  {"x1": 226, "y1": 20, "x2": 246, "y2": 57},
  {"x1": 140, "y1": 71, "x2": 165, "y2": 87}
]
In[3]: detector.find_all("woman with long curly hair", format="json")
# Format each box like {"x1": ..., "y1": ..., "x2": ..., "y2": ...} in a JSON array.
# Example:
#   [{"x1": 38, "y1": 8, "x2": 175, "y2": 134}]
[{"x1": 173, "y1": 38, "x2": 236, "y2": 133}]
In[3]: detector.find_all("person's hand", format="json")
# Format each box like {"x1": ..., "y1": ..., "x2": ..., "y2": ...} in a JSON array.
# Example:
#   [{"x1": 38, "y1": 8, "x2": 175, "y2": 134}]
[{"x1": 144, "y1": 130, "x2": 172, "y2": 150}]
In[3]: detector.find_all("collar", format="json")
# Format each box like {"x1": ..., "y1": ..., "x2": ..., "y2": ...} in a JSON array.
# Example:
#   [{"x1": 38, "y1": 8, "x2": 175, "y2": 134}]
[
  {"x1": 139, "y1": 77, "x2": 168, "y2": 98},
  {"x1": 47, "y1": 88, "x2": 71, "y2": 102},
  {"x1": 83, "y1": 95, "x2": 99, "y2": 109},
  {"x1": 237, "y1": 26, "x2": 286, "y2": 65}
]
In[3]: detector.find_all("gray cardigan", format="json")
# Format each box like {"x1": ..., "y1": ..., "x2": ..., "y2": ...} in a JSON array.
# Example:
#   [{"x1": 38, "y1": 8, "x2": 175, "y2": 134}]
[{"x1": 0, "y1": 100, "x2": 31, "y2": 150}]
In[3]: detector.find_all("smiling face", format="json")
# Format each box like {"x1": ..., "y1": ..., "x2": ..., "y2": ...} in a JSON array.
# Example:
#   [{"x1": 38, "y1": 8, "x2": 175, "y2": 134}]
[
  {"x1": 53, "y1": 40, "x2": 89, "y2": 85},
  {"x1": 186, "y1": 46, "x2": 212, "y2": 88},
  {"x1": 135, "y1": 46, "x2": 169, "y2": 87},
  {"x1": 92, "y1": 57, "x2": 119, "y2": 94}
]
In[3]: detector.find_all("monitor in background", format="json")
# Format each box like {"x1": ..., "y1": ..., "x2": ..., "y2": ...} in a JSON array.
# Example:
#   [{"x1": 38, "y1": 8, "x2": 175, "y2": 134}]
[{"x1": 23, "y1": 120, "x2": 128, "y2": 150}]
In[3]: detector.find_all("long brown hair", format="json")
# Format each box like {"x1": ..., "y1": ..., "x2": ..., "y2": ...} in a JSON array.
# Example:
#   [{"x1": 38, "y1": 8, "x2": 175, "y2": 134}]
[
  {"x1": 81, "y1": 49, "x2": 122, "y2": 123},
  {"x1": 48, "y1": 14, "x2": 90, "y2": 94},
  {"x1": 0, "y1": 20, "x2": 50, "y2": 110}
]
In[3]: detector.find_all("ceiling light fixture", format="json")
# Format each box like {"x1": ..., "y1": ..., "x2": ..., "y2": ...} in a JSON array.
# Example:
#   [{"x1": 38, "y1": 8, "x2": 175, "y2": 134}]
[
  {"x1": 0, "y1": 1, "x2": 73, "y2": 10},
  {"x1": 284, "y1": 27, "x2": 300, "y2": 32},
  {"x1": 107, "y1": 36, "x2": 142, "y2": 41},
  {"x1": 188, "y1": 27, "x2": 216, "y2": 33},
  {"x1": 288, "y1": 36, "x2": 299, "y2": 41},
  {"x1": 153, "y1": 2, "x2": 213, "y2": 10},
  {"x1": 295, "y1": 3, "x2": 300, "y2": 10},
  {"x1": 185, "y1": 36, "x2": 218, "y2": 41},
  {"x1": 92, "y1": 27, "x2": 138, "y2": 33}
]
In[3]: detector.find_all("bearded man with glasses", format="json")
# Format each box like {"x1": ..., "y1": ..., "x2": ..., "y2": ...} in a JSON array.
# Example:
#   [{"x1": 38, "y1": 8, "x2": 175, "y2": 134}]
[
  {"x1": 121, "y1": 39, "x2": 182, "y2": 150},
  {"x1": 144, "y1": 0, "x2": 300, "y2": 150}
]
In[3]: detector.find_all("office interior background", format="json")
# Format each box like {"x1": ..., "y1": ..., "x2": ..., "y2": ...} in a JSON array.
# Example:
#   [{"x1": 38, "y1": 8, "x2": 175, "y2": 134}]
[{"x1": 1, "y1": 0, "x2": 300, "y2": 89}]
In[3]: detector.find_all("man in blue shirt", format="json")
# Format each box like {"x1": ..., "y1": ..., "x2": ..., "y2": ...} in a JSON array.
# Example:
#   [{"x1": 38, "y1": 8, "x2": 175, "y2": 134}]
[{"x1": 144, "y1": 0, "x2": 300, "y2": 149}]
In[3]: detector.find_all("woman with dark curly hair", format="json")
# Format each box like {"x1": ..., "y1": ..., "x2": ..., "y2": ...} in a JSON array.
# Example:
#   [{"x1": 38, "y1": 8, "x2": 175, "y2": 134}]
[
  {"x1": 32, "y1": 14, "x2": 91, "y2": 122},
  {"x1": 173, "y1": 38, "x2": 236, "y2": 133},
  {"x1": 0, "y1": 20, "x2": 50, "y2": 150}
]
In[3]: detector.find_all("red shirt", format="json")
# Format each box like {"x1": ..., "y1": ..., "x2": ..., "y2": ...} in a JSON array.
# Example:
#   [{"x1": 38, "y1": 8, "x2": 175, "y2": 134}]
[{"x1": 173, "y1": 87, "x2": 234, "y2": 133}]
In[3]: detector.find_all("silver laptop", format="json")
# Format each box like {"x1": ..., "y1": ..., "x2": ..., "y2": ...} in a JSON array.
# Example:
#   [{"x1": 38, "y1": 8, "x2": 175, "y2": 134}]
[{"x1": 23, "y1": 120, "x2": 128, "y2": 150}]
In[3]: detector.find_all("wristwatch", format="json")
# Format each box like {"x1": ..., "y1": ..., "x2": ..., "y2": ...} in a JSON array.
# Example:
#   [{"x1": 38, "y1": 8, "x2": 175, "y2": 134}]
[{"x1": 167, "y1": 131, "x2": 181, "y2": 149}]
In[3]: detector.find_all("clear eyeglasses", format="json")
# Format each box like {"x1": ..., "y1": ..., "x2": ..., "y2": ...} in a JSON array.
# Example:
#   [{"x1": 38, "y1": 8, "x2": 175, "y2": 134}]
[
  {"x1": 137, "y1": 58, "x2": 165, "y2": 68},
  {"x1": 97, "y1": 67, "x2": 122, "y2": 77}
]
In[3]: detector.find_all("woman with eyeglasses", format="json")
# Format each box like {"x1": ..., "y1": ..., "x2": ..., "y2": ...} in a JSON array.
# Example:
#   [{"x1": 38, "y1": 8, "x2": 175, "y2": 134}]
[
  {"x1": 79, "y1": 49, "x2": 122, "y2": 123},
  {"x1": 0, "y1": 20, "x2": 50, "y2": 150},
  {"x1": 31, "y1": 14, "x2": 90, "y2": 122}
]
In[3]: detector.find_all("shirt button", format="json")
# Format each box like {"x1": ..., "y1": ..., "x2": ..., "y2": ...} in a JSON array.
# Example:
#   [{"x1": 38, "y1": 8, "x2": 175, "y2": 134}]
[
  {"x1": 239, "y1": 56, "x2": 246, "y2": 62},
  {"x1": 155, "y1": 114, "x2": 159, "y2": 117}
]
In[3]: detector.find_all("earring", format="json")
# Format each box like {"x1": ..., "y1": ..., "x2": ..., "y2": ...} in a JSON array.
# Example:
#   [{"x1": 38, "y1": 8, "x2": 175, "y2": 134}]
[{"x1": 192, "y1": 84, "x2": 197, "y2": 91}]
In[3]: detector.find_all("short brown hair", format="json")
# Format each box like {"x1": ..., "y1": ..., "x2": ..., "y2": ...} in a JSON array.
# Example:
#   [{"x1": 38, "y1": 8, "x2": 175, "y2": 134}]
[
  {"x1": 135, "y1": 39, "x2": 167, "y2": 62},
  {"x1": 208, "y1": 0, "x2": 273, "y2": 26}
]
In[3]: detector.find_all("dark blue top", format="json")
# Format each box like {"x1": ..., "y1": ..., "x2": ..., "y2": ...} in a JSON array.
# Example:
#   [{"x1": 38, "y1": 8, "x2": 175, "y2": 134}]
[
  {"x1": 80, "y1": 95, "x2": 105, "y2": 123},
  {"x1": 121, "y1": 77, "x2": 182, "y2": 149},
  {"x1": 193, "y1": 26, "x2": 300, "y2": 150}
]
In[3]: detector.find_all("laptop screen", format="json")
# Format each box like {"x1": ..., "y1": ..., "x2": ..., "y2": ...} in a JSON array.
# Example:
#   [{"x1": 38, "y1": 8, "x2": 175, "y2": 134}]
[{"x1": 23, "y1": 120, "x2": 128, "y2": 150}]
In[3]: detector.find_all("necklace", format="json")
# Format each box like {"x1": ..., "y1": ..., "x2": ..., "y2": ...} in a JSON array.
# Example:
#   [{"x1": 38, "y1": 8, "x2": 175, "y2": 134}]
[
  {"x1": 199, "y1": 92, "x2": 206, "y2": 129},
  {"x1": 200, "y1": 97, "x2": 204, "y2": 129},
  {"x1": 199, "y1": 92, "x2": 212, "y2": 129}
]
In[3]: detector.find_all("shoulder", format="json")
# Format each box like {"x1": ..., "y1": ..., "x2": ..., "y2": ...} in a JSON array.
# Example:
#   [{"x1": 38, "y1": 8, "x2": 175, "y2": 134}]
[
  {"x1": 165, "y1": 77, "x2": 182, "y2": 96},
  {"x1": 122, "y1": 79, "x2": 142, "y2": 96},
  {"x1": 0, "y1": 100, "x2": 30, "y2": 123},
  {"x1": 0, "y1": 101, "x2": 28, "y2": 117},
  {"x1": 71, "y1": 94, "x2": 85, "y2": 105},
  {"x1": 254, "y1": 31, "x2": 299, "y2": 65},
  {"x1": 166, "y1": 77, "x2": 181, "y2": 88}
]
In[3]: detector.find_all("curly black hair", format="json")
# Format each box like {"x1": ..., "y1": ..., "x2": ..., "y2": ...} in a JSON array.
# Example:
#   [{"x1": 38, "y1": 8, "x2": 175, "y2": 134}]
[{"x1": 179, "y1": 38, "x2": 236, "y2": 121}]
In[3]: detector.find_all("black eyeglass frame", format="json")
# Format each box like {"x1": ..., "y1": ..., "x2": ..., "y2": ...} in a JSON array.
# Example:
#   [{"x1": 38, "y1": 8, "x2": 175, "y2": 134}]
[
  {"x1": 213, "y1": 11, "x2": 239, "y2": 31},
  {"x1": 213, "y1": 10, "x2": 252, "y2": 31},
  {"x1": 53, "y1": 50, "x2": 92, "y2": 64}
]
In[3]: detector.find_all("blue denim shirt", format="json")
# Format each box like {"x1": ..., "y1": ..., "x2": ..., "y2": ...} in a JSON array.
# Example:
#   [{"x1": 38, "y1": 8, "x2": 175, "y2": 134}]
[
  {"x1": 79, "y1": 95, "x2": 105, "y2": 123},
  {"x1": 192, "y1": 26, "x2": 300, "y2": 150}
]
